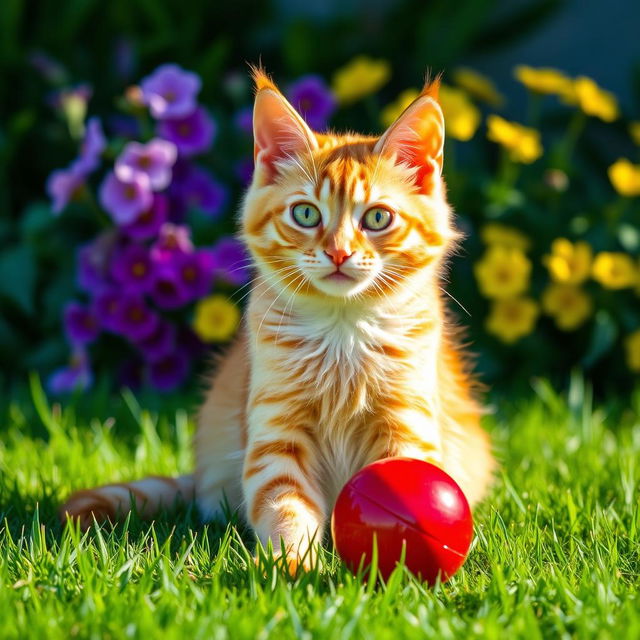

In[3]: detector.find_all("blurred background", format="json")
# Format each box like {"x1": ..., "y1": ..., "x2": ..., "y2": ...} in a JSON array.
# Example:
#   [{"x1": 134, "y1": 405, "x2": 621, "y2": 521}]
[{"x1": 1, "y1": 0, "x2": 639, "y2": 404}]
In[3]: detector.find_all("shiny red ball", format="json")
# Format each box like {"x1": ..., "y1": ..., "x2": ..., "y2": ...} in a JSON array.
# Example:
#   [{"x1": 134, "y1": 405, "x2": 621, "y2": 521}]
[{"x1": 331, "y1": 458, "x2": 473, "y2": 583}]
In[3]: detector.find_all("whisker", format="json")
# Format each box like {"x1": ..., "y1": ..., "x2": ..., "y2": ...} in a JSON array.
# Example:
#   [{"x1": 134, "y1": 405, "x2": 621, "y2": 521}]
[
  {"x1": 233, "y1": 265, "x2": 299, "y2": 305},
  {"x1": 228, "y1": 262, "x2": 295, "y2": 299},
  {"x1": 439, "y1": 286, "x2": 472, "y2": 318},
  {"x1": 255, "y1": 268, "x2": 304, "y2": 345},
  {"x1": 275, "y1": 273, "x2": 308, "y2": 346}
]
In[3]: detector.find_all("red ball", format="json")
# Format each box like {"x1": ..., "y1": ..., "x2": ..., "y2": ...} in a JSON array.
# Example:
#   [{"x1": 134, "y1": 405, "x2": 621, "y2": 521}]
[{"x1": 331, "y1": 458, "x2": 473, "y2": 583}]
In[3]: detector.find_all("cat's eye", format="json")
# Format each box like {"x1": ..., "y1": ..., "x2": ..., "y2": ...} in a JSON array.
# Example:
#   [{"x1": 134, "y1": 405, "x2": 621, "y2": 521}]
[
  {"x1": 362, "y1": 207, "x2": 393, "y2": 231},
  {"x1": 291, "y1": 202, "x2": 322, "y2": 228}
]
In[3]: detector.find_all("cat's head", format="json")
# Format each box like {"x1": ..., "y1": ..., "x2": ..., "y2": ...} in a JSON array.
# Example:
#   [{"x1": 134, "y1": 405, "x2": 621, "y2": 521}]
[{"x1": 241, "y1": 67, "x2": 457, "y2": 302}]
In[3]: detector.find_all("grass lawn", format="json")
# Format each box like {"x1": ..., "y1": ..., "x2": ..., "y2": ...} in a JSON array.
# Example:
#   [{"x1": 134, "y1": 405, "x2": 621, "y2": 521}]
[{"x1": 1, "y1": 376, "x2": 638, "y2": 639}]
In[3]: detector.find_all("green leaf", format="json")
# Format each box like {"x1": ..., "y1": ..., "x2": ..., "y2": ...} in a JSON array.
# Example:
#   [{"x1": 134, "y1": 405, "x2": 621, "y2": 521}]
[
  {"x1": 42, "y1": 273, "x2": 76, "y2": 327},
  {"x1": 0, "y1": 245, "x2": 37, "y2": 315},
  {"x1": 23, "y1": 338, "x2": 68, "y2": 371},
  {"x1": 20, "y1": 202, "x2": 54, "y2": 242},
  {"x1": 581, "y1": 310, "x2": 618, "y2": 369}
]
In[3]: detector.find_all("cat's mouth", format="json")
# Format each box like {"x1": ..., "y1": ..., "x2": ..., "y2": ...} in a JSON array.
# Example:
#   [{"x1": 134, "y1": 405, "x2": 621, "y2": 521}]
[{"x1": 323, "y1": 270, "x2": 354, "y2": 281}]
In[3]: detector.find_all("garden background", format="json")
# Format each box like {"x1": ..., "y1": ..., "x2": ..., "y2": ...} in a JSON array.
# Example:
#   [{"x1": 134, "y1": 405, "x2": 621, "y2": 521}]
[
  {"x1": 1, "y1": 0, "x2": 640, "y2": 399},
  {"x1": 0, "y1": 1, "x2": 639, "y2": 638}
]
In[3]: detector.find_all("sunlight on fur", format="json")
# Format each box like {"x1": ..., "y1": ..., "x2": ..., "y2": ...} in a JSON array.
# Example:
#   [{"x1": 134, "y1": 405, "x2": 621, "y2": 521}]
[{"x1": 61, "y1": 67, "x2": 495, "y2": 572}]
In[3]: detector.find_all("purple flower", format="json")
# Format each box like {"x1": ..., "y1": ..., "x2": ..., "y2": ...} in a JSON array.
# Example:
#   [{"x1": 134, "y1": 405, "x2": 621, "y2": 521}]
[
  {"x1": 92, "y1": 287, "x2": 123, "y2": 332},
  {"x1": 121, "y1": 194, "x2": 168, "y2": 240},
  {"x1": 150, "y1": 266, "x2": 188, "y2": 309},
  {"x1": 175, "y1": 250, "x2": 215, "y2": 301},
  {"x1": 140, "y1": 63, "x2": 201, "y2": 119},
  {"x1": 147, "y1": 350, "x2": 190, "y2": 391},
  {"x1": 114, "y1": 295, "x2": 159, "y2": 341},
  {"x1": 157, "y1": 107, "x2": 216, "y2": 156},
  {"x1": 99, "y1": 170, "x2": 153, "y2": 225},
  {"x1": 48, "y1": 349, "x2": 92, "y2": 394},
  {"x1": 173, "y1": 165, "x2": 227, "y2": 217},
  {"x1": 111, "y1": 243, "x2": 156, "y2": 294},
  {"x1": 235, "y1": 157, "x2": 254, "y2": 186},
  {"x1": 77, "y1": 231, "x2": 119, "y2": 293},
  {"x1": 46, "y1": 165, "x2": 84, "y2": 215},
  {"x1": 64, "y1": 302, "x2": 101, "y2": 345},
  {"x1": 135, "y1": 320, "x2": 176, "y2": 361},
  {"x1": 234, "y1": 107, "x2": 253, "y2": 135},
  {"x1": 211, "y1": 236, "x2": 252, "y2": 285},
  {"x1": 71, "y1": 117, "x2": 106, "y2": 175},
  {"x1": 151, "y1": 223, "x2": 193, "y2": 264},
  {"x1": 115, "y1": 138, "x2": 177, "y2": 191},
  {"x1": 287, "y1": 75, "x2": 336, "y2": 131}
]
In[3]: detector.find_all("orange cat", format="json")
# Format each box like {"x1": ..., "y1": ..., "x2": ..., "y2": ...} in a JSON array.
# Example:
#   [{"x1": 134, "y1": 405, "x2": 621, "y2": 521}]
[{"x1": 61, "y1": 69, "x2": 494, "y2": 568}]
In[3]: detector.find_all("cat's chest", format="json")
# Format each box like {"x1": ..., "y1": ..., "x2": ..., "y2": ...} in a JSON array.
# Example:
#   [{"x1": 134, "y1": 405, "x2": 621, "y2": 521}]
[{"x1": 277, "y1": 311, "x2": 396, "y2": 387}]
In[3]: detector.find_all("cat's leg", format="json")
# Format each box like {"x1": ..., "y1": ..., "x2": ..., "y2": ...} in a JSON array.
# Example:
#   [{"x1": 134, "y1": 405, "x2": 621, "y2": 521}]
[
  {"x1": 242, "y1": 399, "x2": 325, "y2": 573},
  {"x1": 379, "y1": 400, "x2": 493, "y2": 506},
  {"x1": 379, "y1": 399, "x2": 445, "y2": 467}
]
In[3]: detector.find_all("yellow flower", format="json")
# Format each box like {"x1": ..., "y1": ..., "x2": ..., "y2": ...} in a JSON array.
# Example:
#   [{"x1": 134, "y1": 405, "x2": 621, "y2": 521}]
[
  {"x1": 452, "y1": 67, "x2": 504, "y2": 106},
  {"x1": 486, "y1": 297, "x2": 539, "y2": 344},
  {"x1": 592, "y1": 252, "x2": 638, "y2": 289},
  {"x1": 193, "y1": 294, "x2": 240, "y2": 342},
  {"x1": 486, "y1": 115, "x2": 543, "y2": 163},
  {"x1": 608, "y1": 159, "x2": 640, "y2": 197},
  {"x1": 474, "y1": 246, "x2": 532, "y2": 299},
  {"x1": 480, "y1": 223, "x2": 531, "y2": 251},
  {"x1": 543, "y1": 238, "x2": 592, "y2": 285},
  {"x1": 541, "y1": 284, "x2": 593, "y2": 331},
  {"x1": 625, "y1": 330, "x2": 640, "y2": 372},
  {"x1": 380, "y1": 88, "x2": 420, "y2": 128},
  {"x1": 629, "y1": 122, "x2": 640, "y2": 146},
  {"x1": 514, "y1": 65, "x2": 573, "y2": 98},
  {"x1": 568, "y1": 76, "x2": 619, "y2": 122},
  {"x1": 438, "y1": 84, "x2": 481, "y2": 141},
  {"x1": 332, "y1": 56, "x2": 390, "y2": 104}
]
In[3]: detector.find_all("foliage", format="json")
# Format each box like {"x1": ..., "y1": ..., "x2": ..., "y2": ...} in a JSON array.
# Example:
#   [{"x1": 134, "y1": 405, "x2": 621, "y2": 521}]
[
  {"x1": 0, "y1": 380, "x2": 638, "y2": 637},
  {"x1": 5, "y1": 0, "x2": 640, "y2": 395}
]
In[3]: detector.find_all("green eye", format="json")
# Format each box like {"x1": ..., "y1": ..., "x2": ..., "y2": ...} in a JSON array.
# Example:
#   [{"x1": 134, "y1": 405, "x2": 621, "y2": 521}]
[
  {"x1": 362, "y1": 207, "x2": 393, "y2": 231},
  {"x1": 291, "y1": 202, "x2": 322, "y2": 228}
]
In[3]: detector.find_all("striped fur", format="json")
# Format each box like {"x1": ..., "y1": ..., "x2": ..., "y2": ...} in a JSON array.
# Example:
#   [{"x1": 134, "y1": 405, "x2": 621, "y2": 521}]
[{"x1": 60, "y1": 69, "x2": 494, "y2": 570}]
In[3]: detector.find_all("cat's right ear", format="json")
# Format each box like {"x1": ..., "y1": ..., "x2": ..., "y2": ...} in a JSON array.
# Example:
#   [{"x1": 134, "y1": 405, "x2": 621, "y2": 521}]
[
  {"x1": 373, "y1": 78, "x2": 444, "y2": 196},
  {"x1": 252, "y1": 68, "x2": 318, "y2": 186}
]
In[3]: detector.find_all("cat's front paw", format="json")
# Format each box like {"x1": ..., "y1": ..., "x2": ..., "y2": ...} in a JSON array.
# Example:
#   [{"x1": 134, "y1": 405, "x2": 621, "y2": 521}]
[{"x1": 254, "y1": 541, "x2": 320, "y2": 576}]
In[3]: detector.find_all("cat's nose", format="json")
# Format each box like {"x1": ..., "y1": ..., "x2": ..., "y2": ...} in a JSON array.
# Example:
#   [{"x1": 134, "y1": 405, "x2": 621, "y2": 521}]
[{"x1": 324, "y1": 247, "x2": 353, "y2": 267}]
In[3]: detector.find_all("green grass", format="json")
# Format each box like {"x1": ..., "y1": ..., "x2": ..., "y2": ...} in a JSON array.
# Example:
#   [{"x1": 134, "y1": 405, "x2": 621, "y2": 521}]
[{"x1": 1, "y1": 376, "x2": 639, "y2": 639}]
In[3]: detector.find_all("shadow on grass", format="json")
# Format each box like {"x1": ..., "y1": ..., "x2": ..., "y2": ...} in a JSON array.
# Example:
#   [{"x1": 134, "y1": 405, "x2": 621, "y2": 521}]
[{"x1": 0, "y1": 483, "x2": 254, "y2": 563}]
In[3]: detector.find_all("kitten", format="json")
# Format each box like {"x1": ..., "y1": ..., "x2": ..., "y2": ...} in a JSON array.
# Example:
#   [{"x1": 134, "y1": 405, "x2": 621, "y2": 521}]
[{"x1": 61, "y1": 69, "x2": 494, "y2": 570}]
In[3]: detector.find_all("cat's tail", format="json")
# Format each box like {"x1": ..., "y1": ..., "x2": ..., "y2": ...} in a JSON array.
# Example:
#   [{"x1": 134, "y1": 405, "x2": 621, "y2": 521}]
[{"x1": 59, "y1": 474, "x2": 195, "y2": 530}]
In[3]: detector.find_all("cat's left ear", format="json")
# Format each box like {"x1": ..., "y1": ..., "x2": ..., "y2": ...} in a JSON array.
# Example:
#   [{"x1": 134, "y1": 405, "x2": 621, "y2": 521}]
[
  {"x1": 373, "y1": 81, "x2": 444, "y2": 195},
  {"x1": 251, "y1": 67, "x2": 318, "y2": 187}
]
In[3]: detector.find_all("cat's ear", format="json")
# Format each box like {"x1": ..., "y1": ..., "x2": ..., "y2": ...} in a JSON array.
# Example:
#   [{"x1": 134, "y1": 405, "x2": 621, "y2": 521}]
[
  {"x1": 373, "y1": 79, "x2": 444, "y2": 195},
  {"x1": 251, "y1": 67, "x2": 318, "y2": 186}
]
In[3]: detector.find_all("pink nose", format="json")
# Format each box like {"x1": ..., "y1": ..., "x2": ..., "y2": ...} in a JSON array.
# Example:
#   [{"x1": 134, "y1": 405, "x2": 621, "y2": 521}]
[{"x1": 324, "y1": 247, "x2": 353, "y2": 267}]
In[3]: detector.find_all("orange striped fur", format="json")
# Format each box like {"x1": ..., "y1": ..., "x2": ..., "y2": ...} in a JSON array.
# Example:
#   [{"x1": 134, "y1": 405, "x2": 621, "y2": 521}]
[{"x1": 60, "y1": 69, "x2": 494, "y2": 570}]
